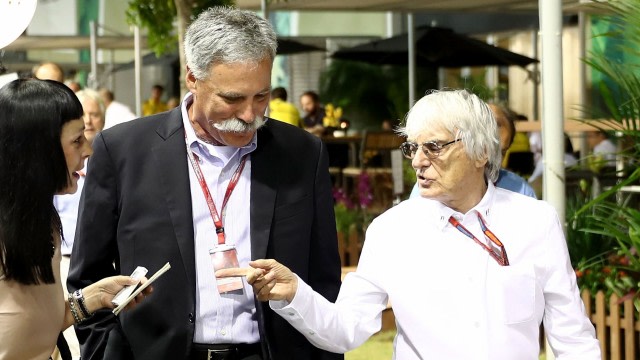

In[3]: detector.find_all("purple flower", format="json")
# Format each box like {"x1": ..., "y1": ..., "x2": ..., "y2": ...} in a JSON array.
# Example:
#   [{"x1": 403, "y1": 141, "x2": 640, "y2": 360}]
[
  {"x1": 333, "y1": 187, "x2": 355, "y2": 209},
  {"x1": 357, "y1": 171, "x2": 373, "y2": 208}
]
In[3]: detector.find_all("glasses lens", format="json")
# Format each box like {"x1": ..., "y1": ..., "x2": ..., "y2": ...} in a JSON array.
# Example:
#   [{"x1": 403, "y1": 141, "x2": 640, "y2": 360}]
[
  {"x1": 400, "y1": 142, "x2": 417, "y2": 158},
  {"x1": 422, "y1": 141, "x2": 442, "y2": 158}
]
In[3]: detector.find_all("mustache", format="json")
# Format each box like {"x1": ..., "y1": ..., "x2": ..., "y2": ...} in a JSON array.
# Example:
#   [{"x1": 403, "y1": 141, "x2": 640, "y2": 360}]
[{"x1": 212, "y1": 116, "x2": 265, "y2": 133}]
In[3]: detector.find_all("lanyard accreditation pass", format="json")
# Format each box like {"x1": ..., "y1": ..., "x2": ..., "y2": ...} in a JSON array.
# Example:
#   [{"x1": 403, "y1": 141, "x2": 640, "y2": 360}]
[
  {"x1": 185, "y1": 141, "x2": 248, "y2": 245},
  {"x1": 185, "y1": 135, "x2": 248, "y2": 293}
]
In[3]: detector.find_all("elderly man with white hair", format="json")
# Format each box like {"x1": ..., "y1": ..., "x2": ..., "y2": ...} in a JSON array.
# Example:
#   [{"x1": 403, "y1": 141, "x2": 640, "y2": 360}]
[{"x1": 219, "y1": 89, "x2": 601, "y2": 359}]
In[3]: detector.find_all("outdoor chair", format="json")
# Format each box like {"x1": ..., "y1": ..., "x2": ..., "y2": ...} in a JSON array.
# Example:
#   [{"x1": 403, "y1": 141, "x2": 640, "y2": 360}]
[{"x1": 342, "y1": 130, "x2": 406, "y2": 213}]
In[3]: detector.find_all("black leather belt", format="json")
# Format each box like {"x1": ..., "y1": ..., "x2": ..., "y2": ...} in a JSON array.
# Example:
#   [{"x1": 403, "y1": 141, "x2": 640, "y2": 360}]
[{"x1": 190, "y1": 343, "x2": 262, "y2": 360}]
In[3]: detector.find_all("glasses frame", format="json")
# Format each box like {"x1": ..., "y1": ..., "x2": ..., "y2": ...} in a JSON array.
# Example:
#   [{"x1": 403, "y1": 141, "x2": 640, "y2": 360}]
[{"x1": 400, "y1": 138, "x2": 461, "y2": 160}]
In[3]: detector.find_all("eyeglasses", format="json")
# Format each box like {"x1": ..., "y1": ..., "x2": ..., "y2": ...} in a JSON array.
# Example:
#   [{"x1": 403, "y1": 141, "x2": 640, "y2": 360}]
[
  {"x1": 399, "y1": 138, "x2": 461, "y2": 160},
  {"x1": 448, "y1": 213, "x2": 509, "y2": 266}
]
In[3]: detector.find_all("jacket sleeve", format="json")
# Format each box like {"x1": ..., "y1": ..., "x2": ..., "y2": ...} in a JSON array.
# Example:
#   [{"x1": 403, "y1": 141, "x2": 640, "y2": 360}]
[
  {"x1": 307, "y1": 140, "x2": 344, "y2": 360},
  {"x1": 67, "y1": 133, "x2": 128, "y2": 360}
]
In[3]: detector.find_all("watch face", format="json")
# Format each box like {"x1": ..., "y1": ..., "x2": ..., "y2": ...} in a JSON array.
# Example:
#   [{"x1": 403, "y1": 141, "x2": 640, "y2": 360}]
[{"x1": 0, "y1": 0, "x2": 37, "y2": 50}]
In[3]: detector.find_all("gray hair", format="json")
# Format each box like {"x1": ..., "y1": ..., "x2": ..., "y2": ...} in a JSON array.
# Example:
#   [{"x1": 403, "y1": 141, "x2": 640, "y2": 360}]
[
  {"x1": 398, "y1": 89, "x2": 501, "y2": 182},
  {"x1": 75, "y1": 88, "x2": 105, "y2": 117},
  {"x1": 185, "y1": 6, "x2": 278, "y2": 80}
]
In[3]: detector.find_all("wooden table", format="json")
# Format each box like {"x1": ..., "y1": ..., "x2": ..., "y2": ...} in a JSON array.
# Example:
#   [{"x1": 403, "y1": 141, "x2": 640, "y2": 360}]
[{"x1": 322, "y1": 134, "x2": 362, "y2": 168}]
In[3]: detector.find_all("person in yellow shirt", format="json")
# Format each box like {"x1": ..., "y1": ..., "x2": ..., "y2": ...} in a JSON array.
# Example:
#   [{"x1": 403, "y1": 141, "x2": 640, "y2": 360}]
[
  {"x1": 494, "y1": 106, "x2": 530, "y2": 168},
  {"x1": 269, "y1": 87, "x2": 301, "y2": 127},
  {"x1": 142, "y1": 84, "x2": 169, "y2": 116}
]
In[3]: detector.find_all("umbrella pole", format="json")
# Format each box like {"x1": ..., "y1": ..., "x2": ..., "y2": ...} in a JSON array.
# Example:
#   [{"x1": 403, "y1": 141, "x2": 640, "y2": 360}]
[
  {"x1": 407, "y1": 13, "x2": 415, "y2": 108},
  {"x1": 261, "y1": 0, "x2": 269, "y2": 20}
]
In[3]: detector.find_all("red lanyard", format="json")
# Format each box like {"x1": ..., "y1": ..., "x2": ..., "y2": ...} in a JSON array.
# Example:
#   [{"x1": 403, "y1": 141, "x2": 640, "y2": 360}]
[
  {"x1": 448, "y1": 213, "x2": 509, "y2": 266},
  {"x1": 186, "y1": 143, "x2": 248, "y2": 245}
]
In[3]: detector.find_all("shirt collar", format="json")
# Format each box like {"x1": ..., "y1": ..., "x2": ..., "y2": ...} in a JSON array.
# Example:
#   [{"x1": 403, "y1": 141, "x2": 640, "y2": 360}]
[
  {"x1": 434, "y1": 180, "x2": 497, "y2": 230},
  {"x1": 181, "y1": 92, "x2": 258, "y2": 162}
]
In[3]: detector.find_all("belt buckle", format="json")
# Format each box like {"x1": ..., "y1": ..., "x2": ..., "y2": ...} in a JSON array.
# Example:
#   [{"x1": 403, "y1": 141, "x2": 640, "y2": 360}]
[{"x1": 207, "y1": 348, "x2": 231, "y2": 360}]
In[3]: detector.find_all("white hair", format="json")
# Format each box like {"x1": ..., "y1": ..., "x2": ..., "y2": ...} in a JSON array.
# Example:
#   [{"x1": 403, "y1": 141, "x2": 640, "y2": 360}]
[{"x1": 397, "y1": 89, "x2": 501, "y2": 182}]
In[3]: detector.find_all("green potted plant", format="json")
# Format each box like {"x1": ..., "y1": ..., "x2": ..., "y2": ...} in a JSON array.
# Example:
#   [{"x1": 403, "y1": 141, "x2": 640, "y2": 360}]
[{"x1": 570, "y1": 0, "x2": 640, "y2": 308}]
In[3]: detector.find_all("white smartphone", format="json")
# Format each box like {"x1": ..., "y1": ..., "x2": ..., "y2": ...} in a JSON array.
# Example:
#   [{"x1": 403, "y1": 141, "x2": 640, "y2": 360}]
[{"x1": 111, "y1": 266, "x2": 148, "y2": 306}]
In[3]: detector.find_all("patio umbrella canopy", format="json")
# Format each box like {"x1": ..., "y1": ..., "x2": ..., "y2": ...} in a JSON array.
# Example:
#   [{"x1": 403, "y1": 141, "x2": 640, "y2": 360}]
[
  {"x1": 277, "y1": 38, "x2": 325, "y2": 55},
  {"x1": 331, "y1": 26, "x2": 538, "y2": 68},
  {"x1": 112, "y1": 37, "x2": 325, "y2": 71}
]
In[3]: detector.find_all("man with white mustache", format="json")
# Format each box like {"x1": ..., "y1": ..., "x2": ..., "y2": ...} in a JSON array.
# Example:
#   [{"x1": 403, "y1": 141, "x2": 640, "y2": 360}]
[{"x1": 68, "y1": 6, "x2": 342, "y2": 360}]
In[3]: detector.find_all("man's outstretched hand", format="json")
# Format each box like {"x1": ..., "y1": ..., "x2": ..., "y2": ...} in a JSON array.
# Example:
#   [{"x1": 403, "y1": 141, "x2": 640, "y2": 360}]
[{"x1": 215, "y1": 259, "x2": 298, "y2": 302}]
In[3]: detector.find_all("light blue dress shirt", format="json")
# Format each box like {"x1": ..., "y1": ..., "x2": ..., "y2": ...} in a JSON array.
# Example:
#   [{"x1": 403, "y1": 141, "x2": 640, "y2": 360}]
[{"x1": 181, "y1": 93, "x2": 260, "y2": 344}]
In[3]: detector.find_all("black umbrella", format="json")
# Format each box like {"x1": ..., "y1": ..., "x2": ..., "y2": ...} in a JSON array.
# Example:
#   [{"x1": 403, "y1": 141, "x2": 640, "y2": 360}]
[
  {"x1": 277, "y1": 38, "x2": 325, "y2": 55},
  {"x1": 331, "y1": 26, "x2": 537, "y2": 68},
  {"x1": 113, "y1": 37, "x2": 325, "y2": 71}
]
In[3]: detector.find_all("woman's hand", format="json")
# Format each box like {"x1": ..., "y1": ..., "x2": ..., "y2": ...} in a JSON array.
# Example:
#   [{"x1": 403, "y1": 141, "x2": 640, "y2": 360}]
[
  {"x1": 215, "y1": 259, "x2": 298, "y2": 302},
  {"x1": 83, "y1": 275, "x2": 153, "y2": 313}
]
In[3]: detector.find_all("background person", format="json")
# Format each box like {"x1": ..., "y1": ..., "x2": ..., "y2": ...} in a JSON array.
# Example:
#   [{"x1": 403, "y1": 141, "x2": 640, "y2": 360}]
[
  {"x1": 586, "y1": 130, "x2": 617, "y2": 172},
  {"x1": 0, "y1": 78, "x2": 149, "y2": 360},
  {"x1": 76, "y1": 89, "x2": 106, "y2": 144},
  {"x1": 65, "y1": 80, "x2": 82, "y2": 92},
  {"x1": 33, "y1": 61, "x2": 65, "y2": 82},
  {"x1": 68, "y1": 7, "x2": 342, "y2": 360},
  {"x1": 98, "y1": 88, "x2": 137, "y2": 130},
  {"x1": 221, "y1": 89, "x2": 601, "y2": 359},
  {"x1": 528, "y1": 133, "x2": 578, "y2": 185},
  {"x1": 488, "y1": 103, "x2": 536, "y2": 197},
  {"x1": 142, "y1": 84, "x2": 168, "y2": 116},
  {"x1": 166, "y1": 95, "x2": 180, "y2": 109},
  {"x1": 300, "y1": 90, "x2": 325, "y2": 136},
  {"x1": 269, "y1": 87, "x2": 301, "y2": 127},
  {"x1": 502, "y1": 112, "x2": 531, "y2": 169}
]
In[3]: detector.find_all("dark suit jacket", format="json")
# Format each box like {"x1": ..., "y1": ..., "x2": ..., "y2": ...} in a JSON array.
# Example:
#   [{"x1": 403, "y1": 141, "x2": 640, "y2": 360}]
[{"x1": 68, "y1": 108, "x2": 343, "y2": 360}]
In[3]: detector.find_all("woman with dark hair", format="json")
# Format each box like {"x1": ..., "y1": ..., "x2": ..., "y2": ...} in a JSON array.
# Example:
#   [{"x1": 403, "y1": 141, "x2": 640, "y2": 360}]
[{"x1": 0, "y1": 79, "x2": 150, "y2": 360}]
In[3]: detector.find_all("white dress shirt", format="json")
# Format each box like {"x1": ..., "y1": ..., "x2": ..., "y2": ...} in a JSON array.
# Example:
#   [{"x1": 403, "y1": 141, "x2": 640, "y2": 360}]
[
  {"x1": 181, "y1": 93, "x2": 260, "y2": 344},
  {"x1": 54, "y1": 160, "x2": 87, "y2": 256},
  {"x1": 272, "y1": 182, "x2": 600, "y2": 359},
  {"x1": 103, "y1": 101, "x2": 137, "y2": 130},
  {"x1": 594, "y1": 138, "x2": 617, "y2": 168}
]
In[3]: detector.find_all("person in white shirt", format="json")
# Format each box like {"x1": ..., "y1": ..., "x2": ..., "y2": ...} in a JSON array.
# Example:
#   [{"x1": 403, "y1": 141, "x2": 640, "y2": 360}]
[
  {"x1": 528, "y1": 133, "x2": 578, "y2": 184},
  {"x1": 98, "y1": 88, "x2": 137, "y2": 130},
  {"x1": 219, "y1": 89, "x2": 601, "y2": 359},
  {"x1": 586, "y1": 130, "x2": 617, "y2": 171}
]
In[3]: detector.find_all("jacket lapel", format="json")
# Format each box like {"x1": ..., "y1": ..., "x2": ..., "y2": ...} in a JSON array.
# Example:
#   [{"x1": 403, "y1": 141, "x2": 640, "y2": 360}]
[
  {"x1": 250, "y1": 124, "x2": 277, "y2": 260},
  {"x1": 151, "y1": 109, "x2": 196, "y2": 289}
]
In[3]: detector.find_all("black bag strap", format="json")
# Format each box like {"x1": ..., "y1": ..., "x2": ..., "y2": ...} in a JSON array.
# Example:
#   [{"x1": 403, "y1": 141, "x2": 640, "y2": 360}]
[{"x1": 56, "y1": 332, "x2": 72, "y2": 360}]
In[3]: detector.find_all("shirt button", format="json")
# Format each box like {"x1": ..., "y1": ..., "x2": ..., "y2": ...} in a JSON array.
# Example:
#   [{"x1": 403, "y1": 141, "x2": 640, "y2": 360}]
[
  {"x1": 308, "y1": 331, "x2": 315, "y2": 336},
  {"x1": 220, "y1": 329, "x2": 227, "y2": 336},
  {"x1": 288, "y1": 312, "x2": 295, "y2": 317},
  {"x1": 188, "y1": 313, "x2": 194, "y2": 323}
]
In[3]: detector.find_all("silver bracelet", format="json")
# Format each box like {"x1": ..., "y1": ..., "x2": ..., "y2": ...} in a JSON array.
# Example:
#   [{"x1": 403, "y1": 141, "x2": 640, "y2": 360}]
[
  {"x1": 68, "y1": 292, "x2": 83, "y2": 324},
  {"x1": 73, "y1": 289, "x2": 92, "y2": 318}
]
